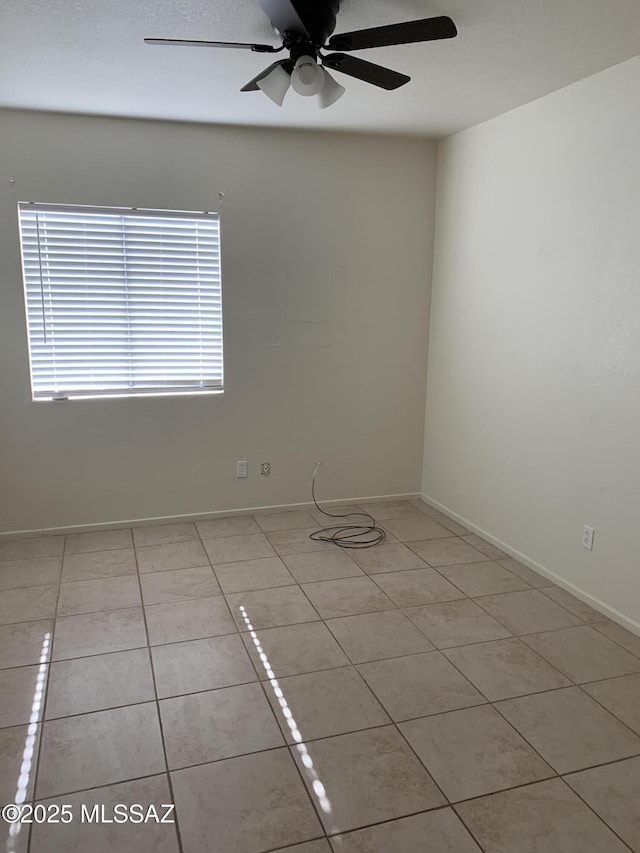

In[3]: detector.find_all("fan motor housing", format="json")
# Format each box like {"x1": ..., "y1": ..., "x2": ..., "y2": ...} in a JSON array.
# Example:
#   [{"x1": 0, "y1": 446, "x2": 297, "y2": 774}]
[{"x1": 291, "y1": 0, "x2": 340, "y2": 45}]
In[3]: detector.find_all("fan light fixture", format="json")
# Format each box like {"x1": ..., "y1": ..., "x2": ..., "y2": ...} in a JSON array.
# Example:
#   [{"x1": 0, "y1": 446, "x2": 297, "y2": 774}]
[
  {"x1": 291, "y1": 55, "x2": 325, "y2": 96},
  {"x1": 318, "y1": 69, "x2": 345, "y2": 109},
  {"x1": 258, "y1": 56, "x2": 345, "y2": 108},
  {"x1": 257, "y1": 63, "x2": 292, "y2": 106}
]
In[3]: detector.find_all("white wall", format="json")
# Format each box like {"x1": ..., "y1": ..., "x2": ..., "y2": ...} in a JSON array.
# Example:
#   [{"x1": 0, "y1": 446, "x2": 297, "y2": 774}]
[
  {"x1": 0, "y1": 109, "x2": 436, "y2": 533},
  {"x1": 423, "y1": 56, "x2": 640, "y2": 627}
]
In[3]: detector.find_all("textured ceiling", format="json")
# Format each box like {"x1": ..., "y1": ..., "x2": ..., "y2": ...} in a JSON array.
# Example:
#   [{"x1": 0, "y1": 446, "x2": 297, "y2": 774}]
[{"x1": 1, "y1": 0, "x2": 640, "y2": 137}]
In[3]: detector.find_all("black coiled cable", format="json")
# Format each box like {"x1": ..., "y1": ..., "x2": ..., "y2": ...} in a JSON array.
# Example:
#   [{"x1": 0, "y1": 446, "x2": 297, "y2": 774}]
[{"x1": 308, "y1": 462, "x2": 386, "y2": 549}]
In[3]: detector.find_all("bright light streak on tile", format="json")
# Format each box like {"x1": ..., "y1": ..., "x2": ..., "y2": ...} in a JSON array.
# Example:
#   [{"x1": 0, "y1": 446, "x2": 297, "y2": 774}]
[
  {"x1": 6, "y1": 631, "x2": 51, "y2": 853},
  {"x1": 237, "y1": 605, "x2": 333, "y2": 816}
]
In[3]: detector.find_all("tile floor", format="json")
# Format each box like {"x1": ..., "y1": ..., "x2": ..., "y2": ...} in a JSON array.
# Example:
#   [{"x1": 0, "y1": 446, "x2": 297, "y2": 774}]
[{"x1": 1, "y1": 500, "x2": 640, "y2": 852}]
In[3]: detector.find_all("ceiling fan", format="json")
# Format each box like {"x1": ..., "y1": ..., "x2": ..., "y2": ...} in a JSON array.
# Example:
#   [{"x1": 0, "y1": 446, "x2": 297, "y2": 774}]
[{"x1": 145, "y1": 0, "x2": 457, "y2": 109}]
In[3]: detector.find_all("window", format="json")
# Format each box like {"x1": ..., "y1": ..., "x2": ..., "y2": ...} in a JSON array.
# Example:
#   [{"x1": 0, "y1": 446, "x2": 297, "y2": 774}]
[{"x1": 18, "y1": 203, "x2": 223, "y2": 400}]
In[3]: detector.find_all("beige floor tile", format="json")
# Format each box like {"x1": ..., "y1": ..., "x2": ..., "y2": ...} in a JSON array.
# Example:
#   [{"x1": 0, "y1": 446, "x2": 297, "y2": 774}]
[
  {"x1": 383, "y1": 516, "x2": 451, "y2": 542},
  {"x1": 65, "y1": 529, "x2": 132, "y2": 555},
  {"x1": 291, "y1": 726, "x2": 445, "y2": 834},
  {"x1": 0, "y1": 536, "x2": 64, "y2": 561},
  {"x1": 0, "y1": 665, "x2": 42, "y2": 727},
  {"x1": 0, "y1": 723, "x2": 40, "y2": 804},
  {"x1": 410, "y1": 538, "x2": 488, "y2": 567},
  {"x1": 264, "y1": 666, "x2": 389, "y2": 742},
  {"x1": 242, "y1": 621, "x2": 349, "y2": 678},
  {"x1": 565, "y1": 757, "x2": 640, "y2": 852},
  {"x1": 358, "y1": 652, "x2": 485, "y2": 721},
  {"x1": 136, "y1": 541, "x2": 209, "y2": 574},
  {"x1": 409, "y1": 500, "x2": 441, "y2": 517},
  {"x1": 213, "y1": 557, "x2": 295, "y2": 593},
  {"x1": 8, "y1": 815, "x2": 37, "y2": 852},
  {"x1": 145, "y1": 596, "x2": 236, "y2": 645},
  {"x1": 57, "y1": 575, "x2": 141, "y2": 617},
  {"x1": 52, "y1": 608, "x2": 146, "y2": 660},
  {"x1": 132, "y1": 523, "x2": 198, "y2": 547},
  {"x1": 456, "y1": 778, "x2": 630, "y2": 853},
  {"x1": 30, "y1": 775, "x2": 180, "y2": 853},
  {"x1": 0, "y1": 620, "x2": 53, "y2": 669},
  {"x1": 282, "y1": 551, "x2": 362, "y2": 583},
  {"x1": 196, "y1": 515, "x2": 261, "y2": 539},
  {"x1": 279, "y1": 842, "x2": 331, "y2": 853},
  {"x1": 583, "y1": 673, "x2": 640, "y2": 734},
  {"x1": 160, "y1": 682, "x2": 284, "y2": 768},
  {"x1": 523, "y1": 625, "x2": 640, "y2": 683},
  {"x1": 62, "y1": 548, "x2": 136, "y2": 582},
  {"x1": 404, "y1": 599, "x2": 512, "y2": 649},
  {"x1": 460, "y1": 534, "x2": 508, "y2": 560},
  {"x1": 301, "y1": 577, "x2": 393, "y2": 619},
  {"x1": 151, "y1": 634, "x2": 256, "y2": 699},
  {"x1": 266, "y1": 528, "x2": 336, "y2": 556},
  {"x1": 203, "y1": 532, "x2": 276, "y2": 564},
  {"x1": 171, "y1": 749, "x2": 322, "y2": 853},
  {"x1": 326, "y1": 610, "x2": 434, "y2": 664},
  {"x1": 430, "y1": 513, "x2": 471, "y2": 535},
  {"x1": 372, "y1": 568, "x2": 466, "y2": 607},
  {"x1": 444, "y1": 638, "x2": 571, "y2": 700},
  {"x1": 595, "y1": 621, "x2": 640, "y2": 659},
  {"x1": 0, "y1": 557, "x2": 61, "y2": 590},
  {"x1": 359, "y1": 501, "x2": 425, "y2": 520},
  {"x1": 497, "y1": 558, "x2": 549, "y2": 588},
  {"x1": 476, "y1": 590, "x2": 582, "y2": 635},
  {"x1": 227, "y1": 585, "x2": 319, "y2": 630},
  {"x1": 255, "y1": 510, "x2": 318, "y2": 532},
  {"x1": 540, "y1": 586, "x2": 608, "y2": 623},
  {"x1": 439, "y1": 562, "x2": 530, "y2": 597},
  {"x1": 349, "y1": 543, "x2": 427, "y2": 574},
  {"x1": 496, "y1": 686, "x2": 640, "y2": 773},
  {"x1": 308, "y1": 504, "x2": 367, "y2": 525},
  {"x1": 329, "y1": 809, "x2": 481, "y2": 853},
  {"x1": 37, "y1": 704, "x2": 165, "y2": 798},
  {"x1": 0, "y1": 585, "x2": 58, "y2": 625},
  {"x1": 401, "y1": 705, "x2": 552, "y2": 801},
  {"x1": 140, "y1": 566, "x2": 221, "y2": 605},
  {"x1": 45, "y1": 649, "x2": 154, "y2": 718}
]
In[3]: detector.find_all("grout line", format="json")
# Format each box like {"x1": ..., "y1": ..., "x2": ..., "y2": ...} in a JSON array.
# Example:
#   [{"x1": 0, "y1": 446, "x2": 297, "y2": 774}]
[
  {"x1": 558, "y1": 776, "x2": 637, "y2": 853},
  {"x1": 590, "y1": 623, "x2": 640, "y2": 663},
  {"x1": 574, "y1": 682, "x2": 640, "y2": 742},
  {"x1": 130, "y1": 537, "x2": 185, "y2": 853},
  {"x1": 449, "y1": 803, "x2": 489, "y2": 852},
  {"x1": 27, "y1": 769, "x2": 191, "y2": 807}
]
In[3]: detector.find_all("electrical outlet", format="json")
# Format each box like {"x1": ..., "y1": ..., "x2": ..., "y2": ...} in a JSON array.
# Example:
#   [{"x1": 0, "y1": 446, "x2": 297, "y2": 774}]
[
  {"x1": 236, "y1": 461, "x2": 247, "y2": 478},
  {"x1": 260, "y1": 462, "x2": 271, "y2": 476},
  {"x1": 583, "y1": 525, "x2": 595, "y2": 550}
]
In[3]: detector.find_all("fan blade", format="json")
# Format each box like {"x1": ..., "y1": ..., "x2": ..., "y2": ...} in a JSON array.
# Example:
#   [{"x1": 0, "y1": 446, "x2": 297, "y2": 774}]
[
  {"x1": 256, "y1": 0, "x2": 309, "y2": 36},
  {"x1": 241, "y1": 60, "x2": 290, "y2": 91},
  {"x1": 327, "y1": 16, "x2": 457, "y2": 51},
  {"x1": 144, "y1": 38, "x2": 280, "y2": 53},
  {"x1": 322, "y1": 54, "x2": 409, "y2": 90}
]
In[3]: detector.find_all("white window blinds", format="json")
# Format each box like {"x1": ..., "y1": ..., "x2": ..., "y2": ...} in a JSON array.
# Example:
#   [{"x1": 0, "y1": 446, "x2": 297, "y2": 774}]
[{"x1": 18, "y1": 203, "x2": 223, "y2": 400}]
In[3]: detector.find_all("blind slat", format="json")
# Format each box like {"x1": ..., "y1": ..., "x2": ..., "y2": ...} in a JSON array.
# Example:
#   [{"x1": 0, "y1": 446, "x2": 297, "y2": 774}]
[{"x1": 19, "y1": 203, "x2": 224, "y2": 400}]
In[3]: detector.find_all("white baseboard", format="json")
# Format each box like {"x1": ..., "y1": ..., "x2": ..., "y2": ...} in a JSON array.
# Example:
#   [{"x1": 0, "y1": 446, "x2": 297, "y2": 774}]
[
  {"x1": 421, "y1": 493, "x2": 640, "y2": 637},
  {"x1": 0, "y1": 492, "x2": 421, "y2": 539}
]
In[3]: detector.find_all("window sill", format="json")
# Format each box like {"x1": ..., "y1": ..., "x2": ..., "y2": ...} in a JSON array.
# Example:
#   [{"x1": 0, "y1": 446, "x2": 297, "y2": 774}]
[{"x1": 33, "y1": 389, "x2": 224, "y2": 402}]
